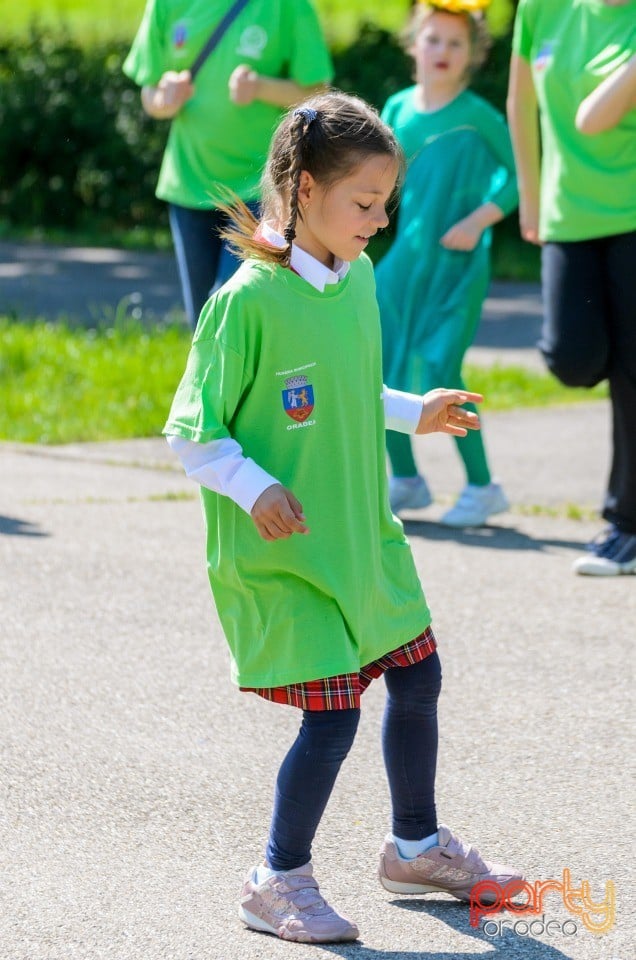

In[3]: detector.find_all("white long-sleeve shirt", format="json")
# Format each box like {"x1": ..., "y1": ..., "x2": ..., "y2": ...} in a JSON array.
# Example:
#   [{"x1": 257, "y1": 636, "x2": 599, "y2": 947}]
[{"x1": 166, "y1": 224, "x2": 424, "y2": 514}]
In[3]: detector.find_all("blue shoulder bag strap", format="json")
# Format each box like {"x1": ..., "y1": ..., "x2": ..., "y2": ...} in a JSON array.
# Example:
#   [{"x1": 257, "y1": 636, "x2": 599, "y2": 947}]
[{"x1": 189, "y1": 0, "x2": 252, "y2": 80}]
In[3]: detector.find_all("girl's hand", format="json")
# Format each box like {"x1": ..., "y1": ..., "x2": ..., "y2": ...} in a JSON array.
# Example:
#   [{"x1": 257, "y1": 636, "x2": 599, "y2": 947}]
[
  {"x1": 157, "y1": 70, "x2": 194, "y2": 114},
  {"x1": 416, "y1": 389, "x2": 483, "y2": 436},
  {"x1": 519, "y1": 193, "x2": 541, "y2": 245},
  {"x1": 229, "y1": 64, "x2": 261, "y2": 104},
  {"x1": 440, "y1": 215, "x2": 484, "y2": 252},
  {"x1": 251, "y1": 484, "x2": 309, "y2": 541}
]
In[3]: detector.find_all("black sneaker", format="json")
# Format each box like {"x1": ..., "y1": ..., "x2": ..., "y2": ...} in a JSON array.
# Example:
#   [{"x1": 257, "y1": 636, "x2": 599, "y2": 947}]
[{"x1": 574, "y1": 527, "x2": 636, "y2": 576}]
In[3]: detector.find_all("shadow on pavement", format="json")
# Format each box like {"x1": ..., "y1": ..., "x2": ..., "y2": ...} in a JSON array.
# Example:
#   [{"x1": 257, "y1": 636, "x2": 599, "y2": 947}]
[
  {"x1": 403, "y1": 519, "x2": 584, "y2": 553},
  {"x1": 315, "y1": 898, "x2": 573, "y2": 958},
  {"x1": 0, "y1": 514, "x2": 49, "y2": 537}
]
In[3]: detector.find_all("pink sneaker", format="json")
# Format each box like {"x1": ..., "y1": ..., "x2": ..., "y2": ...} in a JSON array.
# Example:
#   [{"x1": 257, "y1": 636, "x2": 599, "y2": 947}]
[
  {"x1": 379, "y1": 825, "x2": 523, "y2": 902},
  {"x1": 239, "y1": 862, "x2": 359, "y2": 943}
]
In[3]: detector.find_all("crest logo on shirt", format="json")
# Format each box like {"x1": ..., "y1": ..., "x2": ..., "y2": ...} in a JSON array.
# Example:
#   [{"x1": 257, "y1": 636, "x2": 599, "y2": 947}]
[
  {"x1": 282, "y1": 375, "x2": 315, "y2": 422},
  {"x1": 534, "y1": 43, "x2": 553, "y2": 72},
  {"x1": 236, "y1": 25, "x2": 268, "y2": 59},
  {"x1": 173, "y1": 22, "x2": 188, "y2": 49}
]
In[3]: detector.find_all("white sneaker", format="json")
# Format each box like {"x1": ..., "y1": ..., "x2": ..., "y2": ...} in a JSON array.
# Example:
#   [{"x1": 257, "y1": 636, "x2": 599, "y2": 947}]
[
  {"x1": 389, "y1": 475, "x2": 432, "y2": 513},
  {"x1": 440, "y1": 482, "x2": 509, "y2": 528}
]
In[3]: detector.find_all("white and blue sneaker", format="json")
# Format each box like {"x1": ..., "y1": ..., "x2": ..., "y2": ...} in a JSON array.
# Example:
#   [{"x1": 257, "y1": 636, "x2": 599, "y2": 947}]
[
  {"x1": 389, "y1": 475, "x2": 432, "y2": 514},
  {"x1": 440, "y1": 482, "x2": 509, "y2": 528},
  {"x1": 573, "y1": 527, "x2": 636, "y2": 576}
]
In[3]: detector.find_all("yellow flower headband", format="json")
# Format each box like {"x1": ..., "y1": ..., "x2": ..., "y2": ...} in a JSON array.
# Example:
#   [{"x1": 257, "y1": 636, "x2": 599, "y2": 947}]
[{"x1": 420, "y1": 0, "x2": 491, "y2": 12}]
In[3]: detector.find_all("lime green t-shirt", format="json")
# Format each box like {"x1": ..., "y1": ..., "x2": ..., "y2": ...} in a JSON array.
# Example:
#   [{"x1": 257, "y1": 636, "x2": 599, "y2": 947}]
[
  {"x1": 123, "y1": 0, "x2": 333, "y2": 207},
  {"x1": 513, "y1": 0, "x2": 636, "y2": 241},
  {"x1": 164, "y1": 256, "x2": 431, "y2": 687}
]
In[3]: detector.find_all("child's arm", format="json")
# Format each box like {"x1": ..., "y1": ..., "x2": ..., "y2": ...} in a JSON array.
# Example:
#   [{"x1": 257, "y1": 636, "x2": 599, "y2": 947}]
[
  {"x1": 166, "y1": 434, "x2": 308, "y2": 540},
  {"x1": 228, "y1": 68, "x2": 326, "y2": 107},
  {"x1": 441, "y1": 104, "x2": 517, "y2": 252},
  {"x1": 383, "y1": 386, "x2": 482, "y2": 437},
  {"x1": 576, "y1": 55, "x2": 636, "y2": 135},
  {"x1": 440, "y1": 201, "x2": 505, "y2": 252},
  {"x1": 415, "y1": 389, "x2": 482, "y2": 437},
  {"x1": 507, "y1": 53, "x2": 541, "y2": 245},
  {"x1": 141, "y1": 70, "x2": 195, "y2": 118},
  {"x1": 250, "y1": 485, "x2": 309, "y2": 541}
]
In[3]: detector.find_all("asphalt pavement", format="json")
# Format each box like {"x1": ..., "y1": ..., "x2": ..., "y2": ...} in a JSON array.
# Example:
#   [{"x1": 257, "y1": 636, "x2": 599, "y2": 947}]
[{"x1": 1, "y1": 243, "x2": 634, "y2": 959}]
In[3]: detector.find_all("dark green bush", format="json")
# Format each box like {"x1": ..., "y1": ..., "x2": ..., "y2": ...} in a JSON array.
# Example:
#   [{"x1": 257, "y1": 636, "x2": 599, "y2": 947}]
[
  {"x1": 0, "y1": 22, "x2": 512, "y2": 236},
  {"x1": 0, "y1": 26, "x2": 167, "y2": 231}
]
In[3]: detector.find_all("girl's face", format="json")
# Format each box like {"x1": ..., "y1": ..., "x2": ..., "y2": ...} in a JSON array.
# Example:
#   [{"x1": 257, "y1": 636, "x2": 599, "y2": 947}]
[
  {"x1": 413, "y1": 12, "x2": 472, "y2": 89},
  {"x1": 293, "y1": 154, "x2": 399, "y2": 267}
]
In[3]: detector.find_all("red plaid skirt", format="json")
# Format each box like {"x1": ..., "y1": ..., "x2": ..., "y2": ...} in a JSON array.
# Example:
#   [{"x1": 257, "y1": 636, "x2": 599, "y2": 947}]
[{"x1": 240, "y1": 626, "x2": 437, "y2": 710}]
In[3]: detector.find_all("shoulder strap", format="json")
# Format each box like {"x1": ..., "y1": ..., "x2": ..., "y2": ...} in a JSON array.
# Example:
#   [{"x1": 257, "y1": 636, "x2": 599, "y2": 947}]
[{"x1": 190, "y1": 0, "x2": 252, "y2": 80}]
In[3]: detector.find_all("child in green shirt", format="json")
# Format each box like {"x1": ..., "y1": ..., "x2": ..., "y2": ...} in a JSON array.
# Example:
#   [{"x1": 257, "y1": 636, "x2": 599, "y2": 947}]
[
  {"x1": 123, "y1": 0, "x2": 333, "y2": 327},
  {"x1": 376, "y1": 0, "x2": 517, "y2": 528},
  {"x1": 165, "y1": 90, "x2": 523, "y2": 943}
]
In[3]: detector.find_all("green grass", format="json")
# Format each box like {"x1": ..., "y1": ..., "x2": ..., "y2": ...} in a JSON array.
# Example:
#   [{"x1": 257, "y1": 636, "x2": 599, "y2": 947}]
[
  {"x1": 463, "y1": 364, "x2": 608, "y2": 411},
  {"x1": 0, "y1": 317, "x2": 608, "y2": 446},
  {"x1": 0, "y1": 317, "x2": 190, "y2": 444}
]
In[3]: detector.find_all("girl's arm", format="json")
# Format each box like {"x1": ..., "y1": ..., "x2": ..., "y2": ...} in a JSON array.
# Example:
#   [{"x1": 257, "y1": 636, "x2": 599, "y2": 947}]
[
  {"x1": 440, "y1": 201, "x2": 505, "y2": 252},
  {"x1": 506, "y1": 53, "x2": 541, "y2": 245},
  {"x1": 415, "y1": 390, "x2": 482, "y2": 437},
  {"x1": 141, "y1": 70, "x2": 194, "y2": 118},
  {"x1": 441, "y1": 99, "x2": 518, "y2": 252},
  {"x1": 166, "y1": 435, "x2": 308, "y2": 540},
  {"x1": 229, "y1": 69, "x2": 327, "y2": 107},
  {"x1": 576, "y1": 55, "x2": 636, "y2": 135},
  {"x1": 382, "y1": 386, "x2": 482, "y2": 437},
  {"x1": 141, "y1": 71, "x2": 325, "y2": 119}
]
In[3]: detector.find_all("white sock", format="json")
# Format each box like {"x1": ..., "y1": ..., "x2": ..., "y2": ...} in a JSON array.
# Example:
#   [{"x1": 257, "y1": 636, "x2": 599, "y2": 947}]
[
  {"x1": 392, "y1": 831, "x2": 438, "y2": 860},
  {"x1": 255, "y1": 863, "x2": 278, "y2": 884}
]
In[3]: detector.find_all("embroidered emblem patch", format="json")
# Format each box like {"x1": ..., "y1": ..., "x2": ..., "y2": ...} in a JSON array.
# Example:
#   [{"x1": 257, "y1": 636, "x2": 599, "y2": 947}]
[
  {"x1": 534, "y1": 43, "x2": 553, "y2": 72},
  {"x1": 282, "y1": 375, "x2": 314, "y2": 422},
  {"x1": 236, "y1": 25, "x2": 267, "y2": 59},
  {"x1": 173, "y1": 22, "x2": 188, "y2": 49}
]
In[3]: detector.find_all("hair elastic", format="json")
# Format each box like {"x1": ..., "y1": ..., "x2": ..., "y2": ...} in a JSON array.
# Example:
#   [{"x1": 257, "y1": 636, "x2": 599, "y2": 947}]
[{"x1": 293, "y1": 107, "x2": 318, "y2": 125}]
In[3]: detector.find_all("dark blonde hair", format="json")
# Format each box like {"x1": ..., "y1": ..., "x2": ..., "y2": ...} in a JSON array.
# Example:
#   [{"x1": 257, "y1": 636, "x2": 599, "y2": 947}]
[
  {"x1": 402, "y1": 4, "x2": 492, "y2": 76},
  {"x1": 221, "y1": 91, "x2": 404, "y2": 268}
]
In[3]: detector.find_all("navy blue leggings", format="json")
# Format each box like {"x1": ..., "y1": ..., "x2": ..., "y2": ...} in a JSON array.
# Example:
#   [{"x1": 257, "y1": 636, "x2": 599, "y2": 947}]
[{"x1": 266, "y1": 652, "x2": 442, "y2": 871}]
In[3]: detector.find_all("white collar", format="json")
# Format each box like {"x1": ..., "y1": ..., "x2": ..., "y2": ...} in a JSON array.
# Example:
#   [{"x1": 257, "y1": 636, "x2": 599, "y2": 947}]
[{"x1": 259, "y1": 222, "x2": 350, "y2": 292}]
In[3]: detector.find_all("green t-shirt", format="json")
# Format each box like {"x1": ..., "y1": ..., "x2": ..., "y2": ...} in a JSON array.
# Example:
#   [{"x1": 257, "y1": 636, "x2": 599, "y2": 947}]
[
  {"x1": 513, "y1": 0, "x2": 636, "y2": 241},
  {"x1": 164, "y1": 256, "x2": 431, "y2": 687},
  {"x1": 123, "y1": 0, "x2": 333, "y2": 207}
]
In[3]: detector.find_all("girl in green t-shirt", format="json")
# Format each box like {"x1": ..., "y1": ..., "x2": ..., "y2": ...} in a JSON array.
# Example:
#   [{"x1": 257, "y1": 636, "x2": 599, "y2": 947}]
[
  {"x1": 375, "y1": 1, "x2": 517, "y2": 528},
  {"x1": 165, "y1": 90, "x2": 523, "y2": 943}
]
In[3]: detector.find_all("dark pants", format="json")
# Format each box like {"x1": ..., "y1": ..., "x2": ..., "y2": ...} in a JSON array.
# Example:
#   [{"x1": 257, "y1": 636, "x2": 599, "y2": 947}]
[
  {"x1": 265, "y1": 652, "x2": 442, "y2": 871},
  {"x1": 168, "y1": 201, "x2": 259, "y2": 329},
  {"x1": 540, "y1": 232, "x2": 636, "y2": 534}
]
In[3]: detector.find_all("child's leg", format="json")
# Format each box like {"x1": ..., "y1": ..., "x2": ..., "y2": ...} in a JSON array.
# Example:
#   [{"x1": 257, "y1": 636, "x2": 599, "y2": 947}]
[
  {"x1": 382, "y1": 652, "x2": 442, "y2": 841},
  {"x1": 386, "y1": 430, "x2": 418, "y2": 478},
  {"x1": 266, "y1": 708, "x2": 360, "y2": 870},
  {"x1": 453, "y1": 398, "x2": 491, "y2": 487}
]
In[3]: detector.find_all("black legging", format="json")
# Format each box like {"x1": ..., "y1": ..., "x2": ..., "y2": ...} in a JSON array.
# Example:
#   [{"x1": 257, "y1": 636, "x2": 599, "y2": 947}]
[
  {"x1": 265, "y1": 652, "x2": 442, "y2": 871},
  {"x1": 540, "y1": 231, "x2": 636, "y2": 534}
]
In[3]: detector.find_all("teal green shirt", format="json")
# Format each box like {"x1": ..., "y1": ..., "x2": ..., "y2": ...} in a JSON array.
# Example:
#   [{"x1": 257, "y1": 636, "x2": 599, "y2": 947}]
[
  {"x1": 123, "y1": 0, "x2": 333, "y2": 207},
  {"x1": 376, "y1": 87, "x2": 517, "y2": 394},
  {"x1": 164, "y1": 256, "x2": 431, "y2": 687},
  {"x1": 513, "y1": 0, "x2": 636, "y2": 241},
  {"x1": 382, "y1": 87, "x2": 518, "y2": 218}
]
